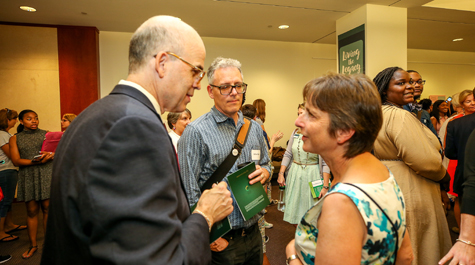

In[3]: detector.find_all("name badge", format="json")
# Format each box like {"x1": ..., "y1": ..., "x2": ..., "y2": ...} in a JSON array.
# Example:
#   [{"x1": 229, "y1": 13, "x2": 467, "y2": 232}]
[{"x1": 252, "y1": 149, "x2": 260, "y2": 161}]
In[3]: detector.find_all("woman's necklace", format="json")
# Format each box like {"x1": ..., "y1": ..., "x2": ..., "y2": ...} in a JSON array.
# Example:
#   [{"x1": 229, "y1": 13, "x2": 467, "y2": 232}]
[{"x1": 297, "y1": 135, "x2": 309, "y2": 170}]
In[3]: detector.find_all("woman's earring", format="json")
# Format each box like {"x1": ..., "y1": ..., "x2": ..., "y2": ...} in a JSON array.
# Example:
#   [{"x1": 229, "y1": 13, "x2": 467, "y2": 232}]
[{"x1": 173, "y1": 126, "x2": 176, "y2": 130}]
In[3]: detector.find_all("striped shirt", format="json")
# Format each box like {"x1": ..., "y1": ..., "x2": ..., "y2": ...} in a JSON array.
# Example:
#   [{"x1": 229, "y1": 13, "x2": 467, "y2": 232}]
[{"x1": 178, "y1": 106, "x2": 270, "y2": 228}]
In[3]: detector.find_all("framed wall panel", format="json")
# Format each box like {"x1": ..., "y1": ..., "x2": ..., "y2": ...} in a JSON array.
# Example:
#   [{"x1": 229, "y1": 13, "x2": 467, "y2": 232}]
[{"x1": 57, "y1": 26, "x2": 100, "y2": 117}]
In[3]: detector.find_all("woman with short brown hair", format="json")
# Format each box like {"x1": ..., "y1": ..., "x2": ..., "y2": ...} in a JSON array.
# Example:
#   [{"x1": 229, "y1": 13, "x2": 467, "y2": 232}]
[{"x1": 285, "y1": 73, "x2": 411, "y2": 265}]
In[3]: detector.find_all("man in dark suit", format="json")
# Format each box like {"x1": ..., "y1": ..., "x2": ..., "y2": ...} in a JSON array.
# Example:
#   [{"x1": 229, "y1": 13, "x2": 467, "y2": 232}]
[
  {"x1": 445, "y1": 87, "x2": 475, "y2": 201},
  {"x1": 440, "y1": 129, "x2": 475, "y2": 264},
  {"x1": 41, "y1": 16, "x2": 233, "y2": 265}
]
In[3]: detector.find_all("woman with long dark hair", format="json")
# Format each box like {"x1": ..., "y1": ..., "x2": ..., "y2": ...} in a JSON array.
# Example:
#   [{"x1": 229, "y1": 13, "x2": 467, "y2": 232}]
[
  {"x1": 253, "y1": 99, "x2": 266, "y2": 128},
  {"x1": 430, "y1": 100, "x2": 449, "y2": 134},
  {"x1": 9, "y1": 109, "x2": 54, "y2": 259}
]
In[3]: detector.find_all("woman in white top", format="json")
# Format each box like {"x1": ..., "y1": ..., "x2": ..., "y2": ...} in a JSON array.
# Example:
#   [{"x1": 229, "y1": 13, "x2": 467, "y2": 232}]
[
  {"x1": 167, "y1": 109, "x2": 191, "y2": 151},
  {"x1": 0, "y1": 108, "x2": 26, "y2": 243}
]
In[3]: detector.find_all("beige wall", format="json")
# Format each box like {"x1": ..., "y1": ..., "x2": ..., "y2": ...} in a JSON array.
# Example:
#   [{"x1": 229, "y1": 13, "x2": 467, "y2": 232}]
[
  {"x1": 99, "y1": 31, "x2": 475, "y2": 146},
  {"x1": 337, "y1": 4, "x2": 408, "y2": 78},
  {"x1": 99, "y1": 31, "x2": 131, "y2": 98},
  {"x1": 407, "y1": 49, "x2": 475, "y2": 100},
  {"x1": 99, "y1": 32, "x2": 337, "y2": 145},
  {"x1": 2, "y1": 25, "x2": 474, "y2": 141},
  {"x1": 0, "y1": 25, "x2": 61, "y2": 133}
]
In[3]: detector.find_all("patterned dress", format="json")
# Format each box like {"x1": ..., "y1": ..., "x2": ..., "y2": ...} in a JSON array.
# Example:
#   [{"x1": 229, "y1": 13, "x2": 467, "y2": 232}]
[
  {"x1": 294, "y1": 174, "x2": 406, "y2": 265},
  {"x1": 16, "y1": 129, "x2": 52, "y2": 202},
  {"x1": 283, "y1": 133, "x2": 321, "y2": 224}
]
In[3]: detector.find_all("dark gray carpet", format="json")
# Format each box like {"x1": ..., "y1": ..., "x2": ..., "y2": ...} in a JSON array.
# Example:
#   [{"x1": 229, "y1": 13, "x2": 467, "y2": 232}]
[{"x1": 1, "y1": 202, "x2": 43, "y2": 265}]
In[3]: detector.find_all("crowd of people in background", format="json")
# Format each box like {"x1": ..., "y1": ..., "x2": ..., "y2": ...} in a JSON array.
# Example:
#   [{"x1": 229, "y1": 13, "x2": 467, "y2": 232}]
[
  {"x1": 0, "y1": 15, "x2": 474, "y2": 265},
  {"x1": 0, "y1": 109, "x2": 74, "y2": 262}
]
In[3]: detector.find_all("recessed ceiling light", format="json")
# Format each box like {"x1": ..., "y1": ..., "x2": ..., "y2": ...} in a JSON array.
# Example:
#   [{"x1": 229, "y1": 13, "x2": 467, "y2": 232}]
[
  {"x1": 278, "y1": 25, "x2": 289, "y2": 30},
  {"x1": 20, "y1": 6, "x2": 36, "y2": 12},
  {"x1": 453, "y1": 38, "x2": 463, "y2": 42}
]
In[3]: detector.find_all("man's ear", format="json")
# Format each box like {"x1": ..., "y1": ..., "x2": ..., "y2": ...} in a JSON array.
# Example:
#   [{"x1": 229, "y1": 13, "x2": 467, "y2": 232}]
[
  {"x1": 155, "y1": 52, "x2": 168, "y2": 78},
  {"x1": 207, "y1": 85, "x2": 214, "y2": 99},
  {"x1": 336, "y1": 129, "x2": 355, "y2": 145}
]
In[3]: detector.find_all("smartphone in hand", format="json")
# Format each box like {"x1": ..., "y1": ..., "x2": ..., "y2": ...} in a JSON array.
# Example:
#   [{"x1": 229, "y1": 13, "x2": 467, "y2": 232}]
[{"x1": 32, "y1": 154, "x2": 42, "y2": 162}]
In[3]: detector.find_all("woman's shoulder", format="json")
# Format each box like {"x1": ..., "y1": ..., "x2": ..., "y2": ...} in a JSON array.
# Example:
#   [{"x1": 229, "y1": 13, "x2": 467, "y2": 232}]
[
  {"x1": 0, "y1": 130, "x2": 12, "y2": 144},
  {"x1": 0, "y1": 130, "x2": 11, "y2": 138},
  {"x1": 382, "y1": 105, "x2": 415, "y2": 122},
  {"x1": 383, "y1": 105, "x2": 412, "y2": 116},
  {"x1": 36, "y1": 129, "x2": 48, "y2": 138},
  {"x1": 331, "y1": 175, "x2": 399, "y2": 200},
  {"x1": 255, "y1": 117, "x2": 264, "y2": 126},
  {"x1": 168, "y1": 130, "x2": 179, "y2": 139},
  {"x1": 329, "y1": 176, "x2": 404, "y2": 218}
]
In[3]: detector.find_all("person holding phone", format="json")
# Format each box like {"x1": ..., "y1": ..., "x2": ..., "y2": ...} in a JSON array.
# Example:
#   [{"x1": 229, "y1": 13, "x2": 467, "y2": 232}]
[
  {"x1": 441, "y1": 90, "x2": 475, "y2": 234},
  {"x1": 9, "y1": 109, "x2": 54, "y2": 259}
]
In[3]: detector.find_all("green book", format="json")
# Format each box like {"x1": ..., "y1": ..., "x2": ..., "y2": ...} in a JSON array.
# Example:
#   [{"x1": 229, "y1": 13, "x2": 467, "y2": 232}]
[
  {"x1": 190, "y1": 204, "x2": 231, "y2": 243},
  {"x1": 309, "y1": 178, "x2": 324, "y2": 199},
  {"x1": 227, "y1": 162, "x2": 270, "y2": 221}
]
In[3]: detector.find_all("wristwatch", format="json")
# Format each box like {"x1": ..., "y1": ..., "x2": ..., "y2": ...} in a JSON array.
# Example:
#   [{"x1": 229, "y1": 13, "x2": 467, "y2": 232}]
[
  {"x1": 323, "y1": 185, "x2": 329, "y2": 189},
  {"x1": 286, "y1": 254, "x2": 298, "y2": 265}
]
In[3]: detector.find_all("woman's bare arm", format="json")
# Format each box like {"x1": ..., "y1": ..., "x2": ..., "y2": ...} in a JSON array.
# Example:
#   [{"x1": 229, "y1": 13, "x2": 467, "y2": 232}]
[
  {"x1": 315, "y1": 194, "x2": 365, "y2": 265},
  {"x1": 396, "y1": 229, "x2": 414, "y2": 265}
]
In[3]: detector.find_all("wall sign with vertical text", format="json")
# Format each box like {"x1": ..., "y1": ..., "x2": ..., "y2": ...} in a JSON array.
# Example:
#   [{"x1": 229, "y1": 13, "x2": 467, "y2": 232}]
[{"x1": 338, "y1": 24, "x2": 365, "y2": 75}]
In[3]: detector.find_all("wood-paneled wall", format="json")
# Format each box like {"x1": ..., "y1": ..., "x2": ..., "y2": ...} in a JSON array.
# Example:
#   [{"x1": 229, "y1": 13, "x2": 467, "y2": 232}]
[{"x1": 57, "y1": 26, "x2": 100, "y2": 116}]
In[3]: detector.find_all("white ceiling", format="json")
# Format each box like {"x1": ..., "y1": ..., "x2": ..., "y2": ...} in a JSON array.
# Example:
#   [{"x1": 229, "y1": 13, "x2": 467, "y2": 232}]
[{"x1": 1, "y1": 0, "x2": 474, "y2": 52}]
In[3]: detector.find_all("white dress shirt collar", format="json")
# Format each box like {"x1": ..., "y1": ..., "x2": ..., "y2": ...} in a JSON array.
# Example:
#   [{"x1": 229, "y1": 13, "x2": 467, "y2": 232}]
[{"x1": 119, "y1": 80, "x2": 161, "y2": 114}]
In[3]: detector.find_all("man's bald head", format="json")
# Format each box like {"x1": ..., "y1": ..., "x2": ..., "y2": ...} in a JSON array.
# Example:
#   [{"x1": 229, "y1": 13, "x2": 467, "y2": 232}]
[{"x1": 128, "y1": 16, "x2": 202, "y2": 74}]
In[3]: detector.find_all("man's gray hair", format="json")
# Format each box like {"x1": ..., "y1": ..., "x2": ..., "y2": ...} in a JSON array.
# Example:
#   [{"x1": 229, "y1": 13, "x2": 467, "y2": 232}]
[
  {"x1": 207, "y1": 57, "x2": 243, "y2": 84},
  {"x1": 128, "y1": 16, "x2": 185, "y2": 74}
]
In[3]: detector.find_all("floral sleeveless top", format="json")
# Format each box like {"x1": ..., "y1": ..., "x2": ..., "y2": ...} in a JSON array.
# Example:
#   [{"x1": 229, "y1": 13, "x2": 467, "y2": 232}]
[{"x1": 294, "y1": 173, "x2": 406, "y2": 264}]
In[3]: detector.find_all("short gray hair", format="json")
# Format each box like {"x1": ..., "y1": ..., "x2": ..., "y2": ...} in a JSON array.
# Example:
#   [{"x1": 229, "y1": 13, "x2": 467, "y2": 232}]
[
  {"x1": 207, "y1": 57, "x2": 243, "y2": 84},
  {"x1": 128, "y1": 16, "x2": 186, "y2": 74}
]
